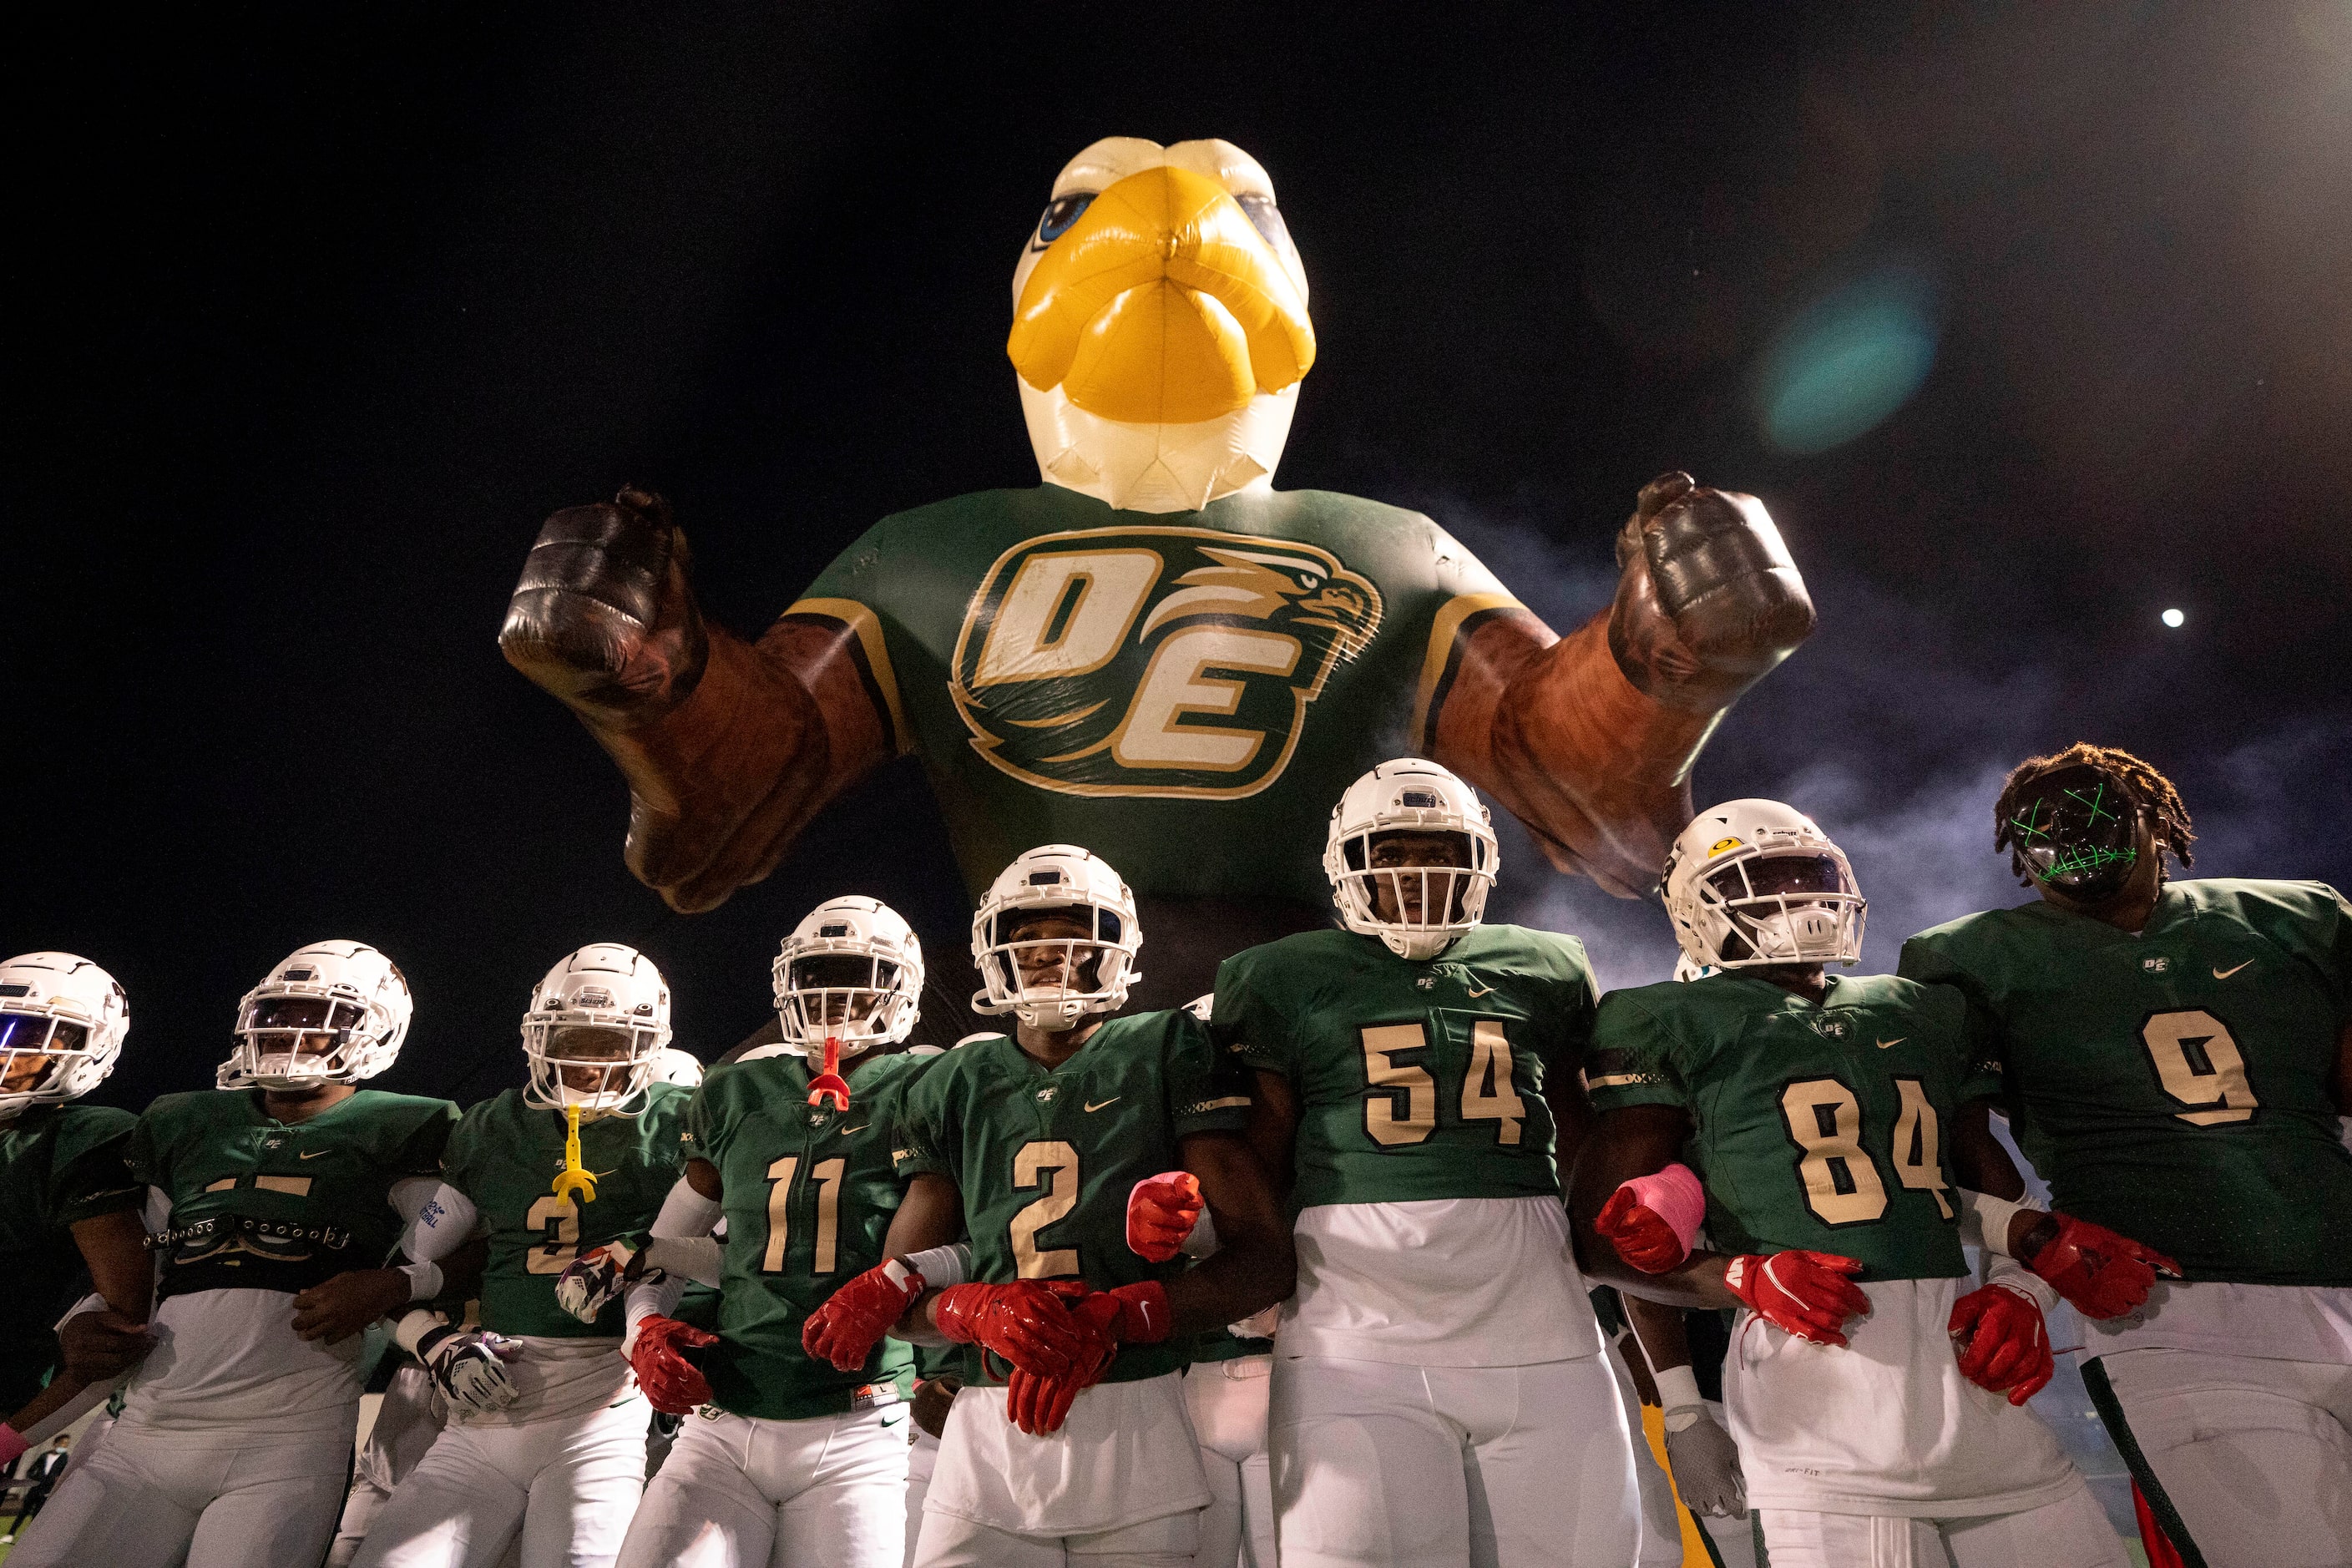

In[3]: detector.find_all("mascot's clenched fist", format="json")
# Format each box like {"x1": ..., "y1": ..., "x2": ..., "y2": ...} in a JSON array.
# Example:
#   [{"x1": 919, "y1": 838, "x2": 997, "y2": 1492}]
[{"x1": 501, "y1": 136, "x2": 1813, "y2": 1002}]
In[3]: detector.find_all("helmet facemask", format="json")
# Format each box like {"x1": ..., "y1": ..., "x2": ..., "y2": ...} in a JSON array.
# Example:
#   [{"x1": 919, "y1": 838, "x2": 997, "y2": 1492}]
[
  {"x1": 522, "y1": 1019, "x2": 666, "y2": 1114},
  {"x1": 1693, "y1": 848, "x2": 1866, "y2": 969},
  {"x1": 775, "y1": 952, "x2": 916, "y2": 1055},
  {"x1": 229, "y1": 993, "x2": 397, "y2": 1088},
  {"x1": 1331, "y1": 827, "x2": 1496, "y2": 960},
  {"x1": 976, "y1": 907, "x2": 1133, "y2": 1031},
  {"x1": 0, "y1": 1013, "x2": 99, "y2": 1113}
]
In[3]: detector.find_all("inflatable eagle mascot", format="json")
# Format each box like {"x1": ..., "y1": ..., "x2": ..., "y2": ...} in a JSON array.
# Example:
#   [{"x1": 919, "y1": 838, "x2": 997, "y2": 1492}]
[{"x1": 499, "y1": 136, "x2": 1814, "y2": 1006}]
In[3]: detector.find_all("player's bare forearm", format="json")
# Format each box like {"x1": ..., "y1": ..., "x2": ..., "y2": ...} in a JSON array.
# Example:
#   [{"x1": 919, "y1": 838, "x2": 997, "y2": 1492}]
[
  {"x1": 883, "y1": 1172, "x2": 967, "y2": 1337},
  {"x1": 427, "y1": 1236, "x2": 490, "y2": 1304},
  {"x1": 73, "y1": 1209, "x2": 154, "y2": 1322},
  {"x1": 1569, "y1": 1103, "x2": 1735, "y2": 1308},
  {"x1": 1242, "y1": 1069, "x2": 1300, "y2": 1208},
  {"x1": 1544, "y1": 1061, "x2": 1596, "y2": 1171},
  {"x1": 1167, "y1": 1131, "x2": 1295, "y2": 1334}
]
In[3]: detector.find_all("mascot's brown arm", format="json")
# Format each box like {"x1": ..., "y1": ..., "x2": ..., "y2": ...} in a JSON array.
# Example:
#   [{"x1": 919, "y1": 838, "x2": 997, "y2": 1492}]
[
  {"x1": 498, "y1": 488, "x2": 895, "y2": 913},
  {"x1": 1431, "y1": 473, "x2": 1815, "y2": 897}
]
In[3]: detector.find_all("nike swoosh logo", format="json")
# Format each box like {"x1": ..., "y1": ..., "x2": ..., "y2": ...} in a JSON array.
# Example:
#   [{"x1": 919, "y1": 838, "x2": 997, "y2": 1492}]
[
  {"x1": 1464, "y1": 984, "x2": 1497, "y2": 998},
  {"x1": 2213, "y1": 959, "x2": 2253, "y2": 979},
  {"x1": 1876, "y1": 1038, "x2": 1906, "y2": 1050},
  {"x1": 298, "y1": 1150, "x2": 331, "y2": 1159},
  {"x1": 1084, "y1": 1097, "x2": 1120, "y2": 1113},
  {"x1": 839, "y1": 1125, "x2": 869, "y2": 1136}
]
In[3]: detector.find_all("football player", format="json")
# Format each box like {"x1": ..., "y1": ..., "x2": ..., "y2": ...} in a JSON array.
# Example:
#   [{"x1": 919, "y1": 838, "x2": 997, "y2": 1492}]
[
  {"x1": 1899, "y1": 744, "x2": 2352, "y2": 1566},
  {"x1": 800, "y1": 845, "x2": 1292, "y2": 1568},
  {"x1": 574, "y1": 897, "x2": 933, "y2": 1568},
  {"x1": 1215, "y1": 758, "x2": 1638, "y2": 1568},
  {"x1": 17, "y1": 940, "x2": 458, "y2": 1568},
  {"x1": 0, "y1": 953, "x2": 149, "y2": 1455},
  {"x1": 1570, "y1": 800, "x2": 2131, "y2": 1568},
  {"x1": 347, "y1": 943, "x2": 689, "y2": 1568}
]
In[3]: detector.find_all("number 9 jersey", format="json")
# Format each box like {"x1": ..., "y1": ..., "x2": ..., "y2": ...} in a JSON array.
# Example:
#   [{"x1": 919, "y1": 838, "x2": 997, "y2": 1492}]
[{"x1": 1899, "y1": 878, "x2": 2352, "y2": 1286}]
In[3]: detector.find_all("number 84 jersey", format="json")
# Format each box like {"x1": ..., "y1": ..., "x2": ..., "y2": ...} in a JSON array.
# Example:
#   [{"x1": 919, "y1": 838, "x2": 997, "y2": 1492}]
[
  {"x1": 1216, "y1": 924, "x2": 1603, "y2": 1367},
  {"x1": 1583, "y1": 972, "x2": 1987, "y2": 1281}
]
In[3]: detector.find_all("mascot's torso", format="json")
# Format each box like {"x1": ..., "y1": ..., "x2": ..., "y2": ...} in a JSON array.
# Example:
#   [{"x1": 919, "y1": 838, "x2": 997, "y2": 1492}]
[{"x1": 792, "y1": 483, "x2": 1517, "y2": 905}]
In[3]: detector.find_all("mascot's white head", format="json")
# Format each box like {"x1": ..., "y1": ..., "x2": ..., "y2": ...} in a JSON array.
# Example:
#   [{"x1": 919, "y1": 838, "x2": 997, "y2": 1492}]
[{"x1": 1009, "y1": 137, "x2": 1313, "y2": 515}]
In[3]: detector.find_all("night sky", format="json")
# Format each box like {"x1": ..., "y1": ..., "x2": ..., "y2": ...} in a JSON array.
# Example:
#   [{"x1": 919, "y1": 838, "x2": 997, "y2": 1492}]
[{"x1": 15, "y1": 3, "x2": 2350, "y2": 1113}]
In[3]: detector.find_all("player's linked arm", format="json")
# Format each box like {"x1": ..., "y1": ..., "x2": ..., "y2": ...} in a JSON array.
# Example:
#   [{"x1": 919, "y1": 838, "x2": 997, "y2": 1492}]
[
  {"x1": 498, "y1": 487, "x2": 898, "y2": 913},
  {"x1": 12, "y1": 1209, "x2": 158, "y2": 1434},
  {"x1": 882, "y1": 1171, "x2": 969, "y2": 1344},
  {"x1": 1567, "y1": 1105, "x2": 1740, "y2": 1312},
  {"x1": 1242, "y1": 1069, "x2": 1298, "y2": 1208},
  {"x1": 1430, "y1": 474, "x2": 1813, "y2": 897},
  {"x1": 1165, "y1": 1130, "x2": 1294, "y2": 1335}
]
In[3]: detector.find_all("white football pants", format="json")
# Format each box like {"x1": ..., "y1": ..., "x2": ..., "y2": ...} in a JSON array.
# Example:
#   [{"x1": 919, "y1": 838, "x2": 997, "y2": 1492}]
[
  {"x1": 1185, "y1": 1356, "x2": 1277, "y2": 1568},
  {"x1": 8, "y1": 1416, "x2": 353, "y2": 1568},
  {"x1": 1269, "y1": 1352, "x2": 1641, "y2": 1568},
  {"x1": 614, "y1": 1404, "x2": 908, "y2": 1568},
  {"x1": 910, "y1": 1507, "x2": 1199, "y2": 1568},
  {"x1": 903, "y1": 1428, "x2": 938, "y2": 1568},
  {"x1": 349, "y1": 1393, "x2": 651, "y2": 1568},
  {"x1": 2097, "y1": 1346, "x2": 2352, "y2": 1568},
  {"x1": 1758, "y1": 1481, "x2": 2126, "y2": 1568}
]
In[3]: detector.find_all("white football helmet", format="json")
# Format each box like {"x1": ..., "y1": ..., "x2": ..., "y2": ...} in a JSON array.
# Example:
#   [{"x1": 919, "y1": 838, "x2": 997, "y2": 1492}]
[
  {"x1": 1662, "y1": 800, "x2": 1867, "y2": 972},
  {"x1": 0, "y1": 953, "x2": 129, "y2": 1116},
  {"x1": 221, "y1": 940, "x2": 412, "y2": 1090},
  {"x1": 522, "y1": 943, "x2": 673, "y2": 1112},
  {"x1": 1324, "y1": 758, "x2": 1500, "y2": 960},
  {"x1": 971, "y1": 845, "x2": 1142, "y2": 1031},
  {"x1": 771, "y1": 898, "x2": 924, "y2": 1055},
  {"x1": 651, "y1": 1046, "x2": 704, "y2": 1087}
]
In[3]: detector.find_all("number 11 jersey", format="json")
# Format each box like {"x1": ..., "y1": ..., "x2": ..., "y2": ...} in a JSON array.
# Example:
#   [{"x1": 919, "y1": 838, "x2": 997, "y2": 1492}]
[{"x1": 1216, "y1": 923, "x2": 1601, "y2": 1367}]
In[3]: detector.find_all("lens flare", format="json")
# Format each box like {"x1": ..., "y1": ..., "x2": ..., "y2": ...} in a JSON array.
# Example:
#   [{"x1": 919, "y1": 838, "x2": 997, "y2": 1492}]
[{"x1": 1757, "y1": 266, "x2": 1940, "y2": 455}]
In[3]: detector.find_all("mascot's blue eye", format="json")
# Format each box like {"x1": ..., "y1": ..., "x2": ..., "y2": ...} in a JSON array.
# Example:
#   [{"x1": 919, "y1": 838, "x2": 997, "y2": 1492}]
[{"x1": 1037, "y1": 193, "x2": 1095, "y2": 244}]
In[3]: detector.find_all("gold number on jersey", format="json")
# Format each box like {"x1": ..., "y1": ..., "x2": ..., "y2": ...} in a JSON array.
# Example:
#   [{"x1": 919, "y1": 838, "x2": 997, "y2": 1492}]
[
  {"x1": 1779, "y1": 1078, "x2": 1889, "y2": 1226},
  {"x1": 1359, "y1": 1024, "x2": 1438, "y2": 1147},
  {"x1": 1888, "y1": 1077, "x2": 1955, "y2": 1219},
  {"x1": 761, "y1": 1155, "x2": 850, "y2": 1275},
  {"x1": 1459, "y1": 1020, "x2": 1526, "y2": 1146},
  {"x1": 1009, "y1": 1141, "x2": 1081, "y2": 1277},
  {"x1": 524, "y1": 1195, "x2": 580, "y2": 1273},
  {"x1": 2140, "y1": 1009, "x2": 2258, "y2": 1125}
]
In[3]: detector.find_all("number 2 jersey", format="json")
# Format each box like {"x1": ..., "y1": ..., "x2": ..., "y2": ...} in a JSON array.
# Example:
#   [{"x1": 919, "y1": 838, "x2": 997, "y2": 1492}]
[
  {"x1": 687, "y1": 1049, "x2": 928, "y2": 1421},
  {"x1": 893, "y1": 1009, "x2": 1253, "y2": 1388},
  {"x1": 125, "y1": 1086, "x2": 458, "y2": 1433},
  {"x1": 1901, "y1": 878, "x2": 2352, "y2": 1360},
  {"x1": 1216, "y1": 923, "x2": 1604, "y2": 1367},
  {"x1": 0, "y1": 1104, "x2": 141, "y2": 1413}
]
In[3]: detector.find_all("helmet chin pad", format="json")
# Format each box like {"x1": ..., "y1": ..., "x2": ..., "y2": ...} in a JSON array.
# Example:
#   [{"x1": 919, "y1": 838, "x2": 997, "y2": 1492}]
[{"x1": 1381, "y1": 928, "x2": 1460, "y2": 961}]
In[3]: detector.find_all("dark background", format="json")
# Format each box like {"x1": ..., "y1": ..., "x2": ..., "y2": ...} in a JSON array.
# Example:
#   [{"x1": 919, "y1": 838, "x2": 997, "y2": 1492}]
[{"x1": 14, "y1": 3, "x2": 2349, "y2": 1111}]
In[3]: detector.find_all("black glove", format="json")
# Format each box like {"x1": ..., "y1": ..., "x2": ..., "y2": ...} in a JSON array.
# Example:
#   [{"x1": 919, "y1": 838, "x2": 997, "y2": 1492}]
[{"x1": 1608, "y1": 472, "x2": 1815, "y2": 712}]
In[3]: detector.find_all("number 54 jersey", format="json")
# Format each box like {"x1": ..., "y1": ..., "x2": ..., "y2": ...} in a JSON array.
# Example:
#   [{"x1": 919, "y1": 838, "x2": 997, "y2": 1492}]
[{"x1": 1214, "y1": 923, "x2": 1603, "y2": 1367}]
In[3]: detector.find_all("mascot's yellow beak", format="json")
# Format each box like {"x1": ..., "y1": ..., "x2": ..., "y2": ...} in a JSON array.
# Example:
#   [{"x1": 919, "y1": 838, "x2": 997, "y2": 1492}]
[{"x1": 1007, "y1": 164, "x2": 1316, "y2": 427}]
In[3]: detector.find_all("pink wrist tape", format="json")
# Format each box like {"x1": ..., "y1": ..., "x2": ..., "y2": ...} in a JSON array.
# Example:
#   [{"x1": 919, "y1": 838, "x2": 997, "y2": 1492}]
[{"x1": 1616, "y1": 1162, "x2": 1706, "y2": 1254}]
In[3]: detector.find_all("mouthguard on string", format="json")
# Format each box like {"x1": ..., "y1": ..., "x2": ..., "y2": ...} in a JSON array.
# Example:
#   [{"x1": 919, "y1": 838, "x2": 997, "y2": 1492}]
[
  {"x1": 807, "y1": 1035, "x2": 850, "y2": 1114},
  {"x1": 551, "y1": 1102, "x2": 598, "y2": 1205}
]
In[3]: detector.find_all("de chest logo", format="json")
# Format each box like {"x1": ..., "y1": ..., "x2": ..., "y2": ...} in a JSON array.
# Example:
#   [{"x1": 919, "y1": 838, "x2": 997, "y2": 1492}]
[{"x1": 951, "y1": 526, "x2": 1383, "y2": 799}]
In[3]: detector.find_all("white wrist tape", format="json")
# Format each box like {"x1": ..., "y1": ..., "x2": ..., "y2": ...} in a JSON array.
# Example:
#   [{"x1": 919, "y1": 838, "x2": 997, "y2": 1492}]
[
  {"x1": 1651, "y1": 1363, "x2": 1704, "y2": 1414},
  {"x1": 1985, "y1": 1254, "x2": 2060, "y2": 1312},
  {"x1": 399, "y1": 1261, "x2": 444, "y2": 1302},
  {"x1": 1958, "y1": 1189, "x2": 2043, "y2": 1258},
  {"x1": 392, "y1": 1308, "x2": 444, "y2": 1357},
  {"x1": 903, "y1": 1243, "x2": 972, "y2": 1289},
  {"x1": 1180, "y1": 1206, "x2": 1221, "y2": 1259}
]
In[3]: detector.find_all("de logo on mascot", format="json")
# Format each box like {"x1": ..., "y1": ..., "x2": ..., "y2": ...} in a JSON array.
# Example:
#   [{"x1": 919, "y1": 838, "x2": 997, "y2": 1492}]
[{"x1": 499, "y1": 136, "x2": 1815, "y2": 1008}]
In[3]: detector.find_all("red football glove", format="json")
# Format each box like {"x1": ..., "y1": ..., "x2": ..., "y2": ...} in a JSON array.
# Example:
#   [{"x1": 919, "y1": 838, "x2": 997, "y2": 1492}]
[
  {"x1": 1595, "y1": 1162, "x2": 1707, "y2": 1274},
  {"x1": 933, "y1": 1282, "x2": 1098, "y2": 1378},
  {"x1": 2026, "y1": 1213, "x2": 2181, "y2": 1320},
  {"x1": 1723, "y1": 1252, "x2": 1871, "y2": 1347},
  {"x1": 1949, "y1": 1282, "x2": 2055, "y2": 1406},
  {"x1": 999, "y1": 1281, "x2": 1171, "y2": 1435},
  {"x1": 629, "y1": 1314, "x2": 718, "y2": 1415},
  {"x1": 1126, "y1": 1171, "x2": 1204, "y2": 1262},
  {"x1": 802, "y1": 1258, "x2": 926, "y2": 1371}
]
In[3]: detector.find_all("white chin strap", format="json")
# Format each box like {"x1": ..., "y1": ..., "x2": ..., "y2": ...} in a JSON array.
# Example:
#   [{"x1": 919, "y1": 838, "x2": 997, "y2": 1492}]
[
  {"x1": 1013, "y1": 994, "x2": 1093, "y2": 1032},
  {"x1": 1380, "y1": 929, "x2": 1460, "y2": 961}
]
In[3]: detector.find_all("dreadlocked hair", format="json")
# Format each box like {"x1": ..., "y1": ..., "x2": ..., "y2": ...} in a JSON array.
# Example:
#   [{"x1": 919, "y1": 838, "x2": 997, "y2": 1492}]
[{"x1": 1992, "y1": 742, "x2": 2195, "y2": 888}]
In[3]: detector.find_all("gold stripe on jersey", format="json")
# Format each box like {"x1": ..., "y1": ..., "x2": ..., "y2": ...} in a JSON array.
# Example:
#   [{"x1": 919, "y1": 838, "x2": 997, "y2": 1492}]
[
  {"x1": 784, "y1": 596, "x2": 913, "y2": 756},
  {"x1": 1411, "y1": 589, "x2": 1524, "y2": 745}
]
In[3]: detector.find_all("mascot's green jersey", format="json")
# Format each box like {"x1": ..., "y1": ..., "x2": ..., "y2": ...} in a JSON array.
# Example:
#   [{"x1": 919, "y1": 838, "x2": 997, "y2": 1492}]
[
  {"x1": 893, "y1": 1011, "x2": 1253, "y2": 1387},
  {"x1": 132, "y1": 1089, "x2": 457, "y2": 1300},
  {"x1": 0, "y1": 1105, "x2": 140, "y2": 1410},
  {"x1": 789, "y1": 484, "x2": 1520, "y2": 906},
  {"x1": 685, "y1": 1050, "x2": 928, "y2": 1421},
  {"x1": 1583, "y1": 973, "x2": 1989, "y2": 1282},
  {"x1": 1216, "y1": 925, "x2": 1595, "y2": 1211},
  {"x1": 1900, "y1": 878, "x2": 2352, "y2": 1285},
  {"x1": 440, "y1": 1084, "x2": 694, "y2": 1338}
]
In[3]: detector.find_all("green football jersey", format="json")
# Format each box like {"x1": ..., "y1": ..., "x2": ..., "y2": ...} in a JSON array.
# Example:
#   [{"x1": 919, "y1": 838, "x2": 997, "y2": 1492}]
[
  {"x1": 893, "y1": 1010, "x2": 1253, "y2": 1387},
  {"x1": 685, "y1": 1050, "x2": 927, "y2": 1421},
  {"x1": 1899, "y1": 878, "x2": 2352, "y2": 1285},
  {"x1": 1583, "y1": 973, "x2": 1990, "y2": 1281},
  {"x1": 1216, "y1": 925, "x2": 1595, "y2": 1211},
  {"x1": 440, "y1": 1085, "x2": 695, "y2": 1338},
  {"x1": 0, "y1": 1105, "x2": 141, "y2": 1411},
  {"x1": 787, "y1": 483, "x2": 1521, "y2": 907},
  {"x1": 132, "y1": 1089, "x2": 457, "y2": 1300}
]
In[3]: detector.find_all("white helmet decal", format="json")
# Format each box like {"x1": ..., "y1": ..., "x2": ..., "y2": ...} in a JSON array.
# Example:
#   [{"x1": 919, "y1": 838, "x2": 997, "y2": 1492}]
[
  {"x1": 220, "y1": 940, "x2": 412, "y2": 1090},
  {"x1": 971, "y1": 845, "x2": 1142, "y2": 1031},
  {"x1": 521, "y1": 943, "x2": 674, "y2": 1114},
  {"x1": 1662, "y1": 800, "x2": 1868, "y2": 973},
  {"x1": 771, "y1": 898, "x2": 925, "y2": 1057},
  {"x1": 0, "y1": 953, "x2": 128, "y2": 1115},
  {"x1": 1323, "y1": 759, "x2": 1499, "y2": 960}
]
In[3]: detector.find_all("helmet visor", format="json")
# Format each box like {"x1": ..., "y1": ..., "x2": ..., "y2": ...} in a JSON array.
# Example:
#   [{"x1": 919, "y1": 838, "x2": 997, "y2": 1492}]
[
  {"x1": 0, "y1": 1013, "x2": 84, "y2": 1094},
  {"x1": 1708, "y1": 852, "x2": 1854, "y2": 904},
  {"x1": 239, "y1": 994, "x2": 365, "y2": 1070}
]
